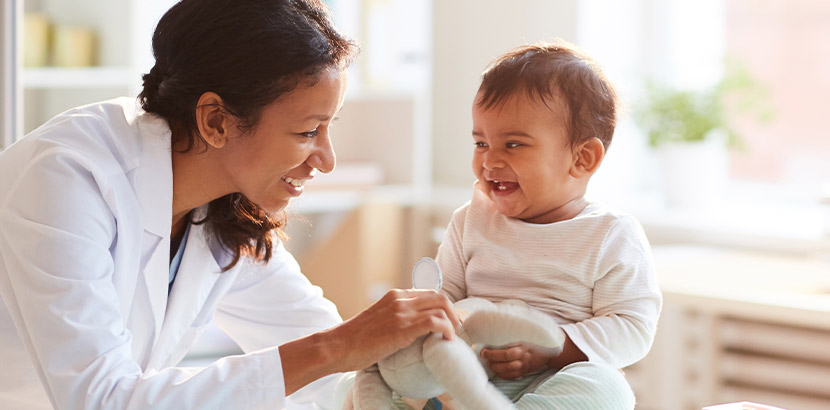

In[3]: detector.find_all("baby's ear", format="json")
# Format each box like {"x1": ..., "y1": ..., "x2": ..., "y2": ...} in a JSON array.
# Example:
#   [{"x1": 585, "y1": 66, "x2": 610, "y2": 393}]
[{"x1": 570, "y1": 137, "x2": 605, "y2": 178}]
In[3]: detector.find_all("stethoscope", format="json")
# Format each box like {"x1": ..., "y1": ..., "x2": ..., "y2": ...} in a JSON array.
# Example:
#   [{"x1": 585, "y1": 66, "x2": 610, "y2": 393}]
[{"x1": 411, "y1": 257, "x2": 442, "y2": 291}]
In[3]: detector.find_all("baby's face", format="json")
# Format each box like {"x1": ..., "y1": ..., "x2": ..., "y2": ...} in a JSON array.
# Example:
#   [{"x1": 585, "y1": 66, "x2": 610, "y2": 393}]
[{"x1": 471, "y1": 92, "x2": 584, "y2": 224}]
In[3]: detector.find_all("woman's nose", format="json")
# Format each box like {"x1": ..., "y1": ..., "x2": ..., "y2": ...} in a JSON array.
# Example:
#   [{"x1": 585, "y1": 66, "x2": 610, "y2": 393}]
[{"x1": 308, "y1": 132, "x2": 336, "y2": 173}]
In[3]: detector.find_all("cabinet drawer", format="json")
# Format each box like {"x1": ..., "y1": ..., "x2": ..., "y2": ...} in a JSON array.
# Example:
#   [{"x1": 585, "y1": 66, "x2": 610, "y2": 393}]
[{"x1": 719, "y1": 318, "x2": 830, "y2": 363}]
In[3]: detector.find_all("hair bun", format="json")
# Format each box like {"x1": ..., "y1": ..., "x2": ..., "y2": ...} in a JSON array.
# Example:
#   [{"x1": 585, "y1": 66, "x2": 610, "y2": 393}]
[{"x1": 141, "y1": 66, "x2": 165, "y2": 95}]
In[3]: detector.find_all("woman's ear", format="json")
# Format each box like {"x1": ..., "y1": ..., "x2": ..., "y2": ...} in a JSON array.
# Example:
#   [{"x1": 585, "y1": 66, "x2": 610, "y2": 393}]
[
  {"x1": 570, "y1": 137, "x2": 605, "y2": 178},
  {"x1": 195, "y1": 92, "x2": 233, "y2": 149}
]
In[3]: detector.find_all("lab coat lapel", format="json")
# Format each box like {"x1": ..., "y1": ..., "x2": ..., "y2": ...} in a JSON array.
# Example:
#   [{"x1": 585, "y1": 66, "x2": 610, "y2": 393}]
[
  {"x1": 134, "y1": 113, "x2": 174, "y2": 349},
  {"x1": 139, "y1": 234, "x2": 169, "y2": 350},
  {"x1": 149, "y1": 222, "x2": 223, "y2": 369}
]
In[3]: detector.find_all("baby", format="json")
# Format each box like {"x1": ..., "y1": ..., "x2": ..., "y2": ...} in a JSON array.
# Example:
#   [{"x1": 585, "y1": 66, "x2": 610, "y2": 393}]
[
  {"x1": 430, "y1": 40, "x2": 662, "y2": 408},
  {"x1": 341, "y1": 40, "x2": 662, "y2": 410}
]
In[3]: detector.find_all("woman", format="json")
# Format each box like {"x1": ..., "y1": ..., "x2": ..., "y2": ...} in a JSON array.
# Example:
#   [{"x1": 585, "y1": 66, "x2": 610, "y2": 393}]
[{"x1": 0, "y1": 0, "x2": 458, "y2": 409}]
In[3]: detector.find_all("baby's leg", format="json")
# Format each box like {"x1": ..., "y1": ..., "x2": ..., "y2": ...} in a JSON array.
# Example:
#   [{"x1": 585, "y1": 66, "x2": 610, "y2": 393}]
[
  {"x1": 514, "y1": 362, "x2": 635, "y2": 410},
  {"x1": 350, "y1": 365, "x2": 401, "y2": 410}
]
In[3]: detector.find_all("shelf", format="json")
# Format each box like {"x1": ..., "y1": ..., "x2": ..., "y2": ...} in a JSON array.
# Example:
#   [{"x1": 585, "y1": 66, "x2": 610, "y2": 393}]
[{"x1": 23, "y1": 67, "x2": 138, "y2": 89}]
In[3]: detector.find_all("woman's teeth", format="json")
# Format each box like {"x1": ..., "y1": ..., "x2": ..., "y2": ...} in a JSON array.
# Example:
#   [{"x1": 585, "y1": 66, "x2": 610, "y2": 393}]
[{"x1": 283, "y1": 177, "x2": 306, "y2": 187}]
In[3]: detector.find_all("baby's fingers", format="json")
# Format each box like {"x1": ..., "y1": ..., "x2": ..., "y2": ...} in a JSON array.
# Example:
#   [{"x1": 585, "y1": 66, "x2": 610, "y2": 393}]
[
  {"x1": 488, "y1": 360, "x2": 526, "y2": 380},
  {"x1": 481, "y1": 345, "x2": 527, "y2": 363}
]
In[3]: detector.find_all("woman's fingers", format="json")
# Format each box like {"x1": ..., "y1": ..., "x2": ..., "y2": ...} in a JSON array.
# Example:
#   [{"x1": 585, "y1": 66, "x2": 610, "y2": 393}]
[
  {"x1": 327, "y1": 289, "x2": 459, "y2": 372},
  {"x1": 413, "y1": 308, "x2": 455, "y2": 340},
  {"x1": 374, "y1": 289, "x2": 460, "y2": 338},
  {"x1": 384, "y1": 289, "x2": 461, "y2": 330}
]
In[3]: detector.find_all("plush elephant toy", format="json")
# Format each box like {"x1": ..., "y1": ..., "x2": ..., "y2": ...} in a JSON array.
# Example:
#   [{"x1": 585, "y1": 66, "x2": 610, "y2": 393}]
[{"x1": 346, "y1": 296, "x2": 566, "y2": 410}]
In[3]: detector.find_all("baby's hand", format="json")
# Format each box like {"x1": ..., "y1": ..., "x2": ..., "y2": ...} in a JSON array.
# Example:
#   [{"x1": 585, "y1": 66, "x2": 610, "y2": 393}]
[{"x1": 480, "y1": 342, "x2": 552, "y2": 380}]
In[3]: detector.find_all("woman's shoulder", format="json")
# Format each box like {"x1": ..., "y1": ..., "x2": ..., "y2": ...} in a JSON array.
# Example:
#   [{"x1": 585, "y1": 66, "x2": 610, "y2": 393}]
[
  {"x1": 12, "y1": 99, "x2": 137, "y2": 163},
  {"x1": 11, "y1": 98, "x2": 170, "y2": 178}
]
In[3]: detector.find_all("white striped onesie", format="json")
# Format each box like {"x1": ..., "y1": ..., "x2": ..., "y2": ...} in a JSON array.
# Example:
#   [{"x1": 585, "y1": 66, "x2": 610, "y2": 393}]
[{"x1": 433, "y1": 186, "x2": 662, "y2": 409}]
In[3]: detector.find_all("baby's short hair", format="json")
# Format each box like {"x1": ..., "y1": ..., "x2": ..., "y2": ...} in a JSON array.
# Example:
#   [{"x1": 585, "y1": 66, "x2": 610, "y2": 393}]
[{"x1": 476, "y1": 40, "x2": 618, "y2": 150}]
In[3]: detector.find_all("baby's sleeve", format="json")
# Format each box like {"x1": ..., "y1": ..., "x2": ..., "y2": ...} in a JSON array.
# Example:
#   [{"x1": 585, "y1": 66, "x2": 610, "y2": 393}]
[
  {"x1": 560, "y1": 216, "x2": 662, "y2": 368},
  {"x1": 435, "y1": 204, "x2": 470, "y2": 303}
]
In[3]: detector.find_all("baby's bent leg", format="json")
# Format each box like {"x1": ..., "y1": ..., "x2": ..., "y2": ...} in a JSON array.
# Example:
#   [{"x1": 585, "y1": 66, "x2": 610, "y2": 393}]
[
  {"x1": 351, "y1": 365, "x2": 398, "y2": 410},
  {"x1": 514, "y1": 362, "x2": 635, "y2": 410}
]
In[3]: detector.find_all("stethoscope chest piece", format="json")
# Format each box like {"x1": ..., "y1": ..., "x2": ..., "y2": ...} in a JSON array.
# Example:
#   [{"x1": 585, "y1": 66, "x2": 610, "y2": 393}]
[{"x1": 411, "y1": 257, "x2": 442, "y2": 291}]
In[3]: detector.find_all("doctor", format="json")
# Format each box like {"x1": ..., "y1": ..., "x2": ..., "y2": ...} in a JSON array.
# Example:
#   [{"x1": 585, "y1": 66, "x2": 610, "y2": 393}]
[{"x1": 0, "y1": 0, "x2": 459, "y2": 409}]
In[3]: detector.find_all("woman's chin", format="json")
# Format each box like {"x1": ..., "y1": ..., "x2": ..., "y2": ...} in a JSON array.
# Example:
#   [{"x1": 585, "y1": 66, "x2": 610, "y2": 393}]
[{"x1": 255, "y1": 197, "x2": 290, "y2": 216}]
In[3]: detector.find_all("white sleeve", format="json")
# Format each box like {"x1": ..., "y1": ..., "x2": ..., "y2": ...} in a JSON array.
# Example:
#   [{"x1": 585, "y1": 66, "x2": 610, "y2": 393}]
[
  {"x1": 213, "y1": 241, "x2": 344, "y2": 409},
  {"x1": 435, "y1": 204, "x2": 469, "y2": 303},
  {"x1": 559, "y1": 216, "x2": 663, "y2": 368},
  {"x1": 0, "y1": 149, "x2": 292, "y2": 409}
]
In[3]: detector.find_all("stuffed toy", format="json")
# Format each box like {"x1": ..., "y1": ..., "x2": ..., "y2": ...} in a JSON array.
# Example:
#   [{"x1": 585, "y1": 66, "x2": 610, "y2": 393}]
[{"x1": 345, "y1": 259, "x2": 566, "y2": 410}]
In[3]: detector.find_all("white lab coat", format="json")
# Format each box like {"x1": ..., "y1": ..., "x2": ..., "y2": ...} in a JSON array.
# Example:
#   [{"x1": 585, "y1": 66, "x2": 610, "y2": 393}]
[{"x1": 0, "y1": 98, "x2": 343, "y2": 410}]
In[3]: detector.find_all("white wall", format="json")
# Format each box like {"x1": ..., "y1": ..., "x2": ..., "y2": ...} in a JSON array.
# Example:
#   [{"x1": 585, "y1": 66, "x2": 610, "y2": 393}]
[{"x1": 431, "y1": 0, "x2": 580, "y2": 188}]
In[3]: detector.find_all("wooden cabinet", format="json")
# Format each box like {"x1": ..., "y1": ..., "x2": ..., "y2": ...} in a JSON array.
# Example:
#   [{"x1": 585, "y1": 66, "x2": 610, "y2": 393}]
[{"x1": 626, "y1": 246, "x2": 830, "y2": 410}]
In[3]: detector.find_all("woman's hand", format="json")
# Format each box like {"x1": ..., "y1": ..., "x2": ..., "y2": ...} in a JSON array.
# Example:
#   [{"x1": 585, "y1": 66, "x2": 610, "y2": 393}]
[
  {"x1": 281, "y1": 289, "x2": 459, "y2": 395},
  {"x1": 480, "y1": 342, "x2": 553, "y2": 380},
  {"x1": 332, "y1": 289, "x2": 460, "y2": 372},
  {"x1": 331, "y1": 289, "x2": 460, "y2": 371}
]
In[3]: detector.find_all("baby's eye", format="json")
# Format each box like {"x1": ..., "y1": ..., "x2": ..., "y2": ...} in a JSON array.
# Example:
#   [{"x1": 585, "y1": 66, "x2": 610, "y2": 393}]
[
  {"x1": 474, "y1": 141, "x2": 488, "y2": 148},
  {"x1": 506, "y1": 142, "x2": 521, "y2": 148},
  {"x1": 300, "y1": 129, "x2": 319, "y2": 138}
]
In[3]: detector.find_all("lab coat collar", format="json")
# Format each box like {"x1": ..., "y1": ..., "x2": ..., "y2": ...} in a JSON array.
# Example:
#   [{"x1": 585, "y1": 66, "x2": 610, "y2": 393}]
[
  {"x1": 134, "y1": 111, "x2": 174, "y2": 238},
  {"x1": 134, "y1": 109, "x2": 174, "y2": 346}
]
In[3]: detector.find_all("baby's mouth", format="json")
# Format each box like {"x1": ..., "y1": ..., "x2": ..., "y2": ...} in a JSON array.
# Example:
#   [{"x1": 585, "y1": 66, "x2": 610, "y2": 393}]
[{"x1": 490, "y1": 180, "x2": 519, "y2": 193}]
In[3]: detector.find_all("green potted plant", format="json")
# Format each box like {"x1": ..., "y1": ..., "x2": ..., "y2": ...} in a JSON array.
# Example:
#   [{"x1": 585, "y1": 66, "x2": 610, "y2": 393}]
[{"x1": 633, "y1": 62, "x2": 771, "y2": 208}]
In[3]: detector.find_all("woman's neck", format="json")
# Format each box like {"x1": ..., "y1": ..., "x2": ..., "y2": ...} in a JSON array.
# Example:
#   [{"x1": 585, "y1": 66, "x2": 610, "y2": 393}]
[{"x1": 170, "y1": 144, "x2": 230, "y2": 236}]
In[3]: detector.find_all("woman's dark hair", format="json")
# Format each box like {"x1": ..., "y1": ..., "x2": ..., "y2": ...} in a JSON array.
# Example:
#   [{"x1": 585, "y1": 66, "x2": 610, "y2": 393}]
[
  {"x1": 139, "y1": 0, "x2": 358, "y2": 270},
  {"x1": 476, "y1": 40, "x2": 618, "y2": 150}
]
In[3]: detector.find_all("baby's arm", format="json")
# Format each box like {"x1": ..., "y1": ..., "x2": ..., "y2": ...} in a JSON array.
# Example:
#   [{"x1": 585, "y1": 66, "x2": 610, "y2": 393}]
[
  {"x1": 561, "y1": 217, "x2": 662, "y2": 368},
  {"x1": 435, "y1": 205, "x2": 470, "y2": 302}
]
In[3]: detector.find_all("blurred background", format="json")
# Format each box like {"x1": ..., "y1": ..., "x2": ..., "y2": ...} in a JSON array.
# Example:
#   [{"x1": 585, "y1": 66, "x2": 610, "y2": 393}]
[{"x1": 2, "y1": 0, "x2": 829, "y2": 408}]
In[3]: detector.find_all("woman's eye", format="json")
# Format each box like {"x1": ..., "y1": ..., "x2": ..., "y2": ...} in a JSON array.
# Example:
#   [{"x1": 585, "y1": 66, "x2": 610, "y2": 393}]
[
  {"x1": 474, "y1": 141, "x2": 488, "y2": 148},
  {"x1": 506, "y1": 142, "x2": 521, "y2": 148},
  {"x1": 300, "y1": 129, "x2": 319, "y2": 138}
]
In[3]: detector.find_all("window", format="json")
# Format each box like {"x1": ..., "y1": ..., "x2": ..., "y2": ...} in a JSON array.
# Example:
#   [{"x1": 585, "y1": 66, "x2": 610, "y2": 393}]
[
  {"x1": 726, "y1": 0, "x2": 830, "y2": 189},
  {"x1": 578, "y1": 0, "x2": 830, "y2": 253}
]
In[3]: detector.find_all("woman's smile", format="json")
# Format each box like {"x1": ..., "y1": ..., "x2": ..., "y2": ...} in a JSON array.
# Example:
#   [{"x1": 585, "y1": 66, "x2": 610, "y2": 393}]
[{"x1": 281, "y1": 173, "x2": 315, "y2": 196}]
